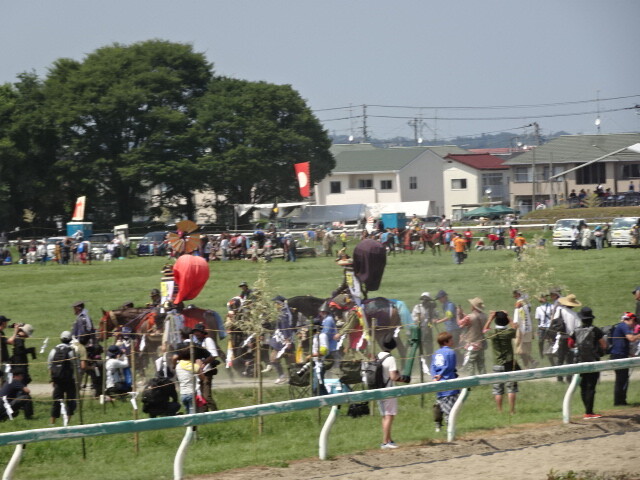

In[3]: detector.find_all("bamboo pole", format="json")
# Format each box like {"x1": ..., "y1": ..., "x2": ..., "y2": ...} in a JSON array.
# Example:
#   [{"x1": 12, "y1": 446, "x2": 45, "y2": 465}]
[
  {"x1": 74, "y1": 354, "x2": 86, "y2": 460},
  {"x1": 131, "y1": 341, "x2": 139, "y2": 454}
]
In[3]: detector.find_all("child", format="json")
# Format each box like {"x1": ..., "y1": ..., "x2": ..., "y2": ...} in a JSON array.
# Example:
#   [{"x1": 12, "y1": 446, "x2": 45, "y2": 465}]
[
  {"x1": 431, "y1": 332, "x2": 459, "y2": 432},
  {"x1": 483, "y1": 311, "x2": 519, "y2": 414}
]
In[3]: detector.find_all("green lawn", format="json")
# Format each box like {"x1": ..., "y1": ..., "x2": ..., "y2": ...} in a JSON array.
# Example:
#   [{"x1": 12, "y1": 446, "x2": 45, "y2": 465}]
[{"x1": 0, "y1": 240, "x2": 639, "y2": 478}]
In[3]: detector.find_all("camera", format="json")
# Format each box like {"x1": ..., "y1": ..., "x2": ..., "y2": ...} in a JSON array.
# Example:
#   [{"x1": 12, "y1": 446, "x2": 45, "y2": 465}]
[
  {"x1": 296, "y1": 361, "x2": 312, "y2": 376},
  {"x1": 8, "y1": 323, "x2": 24, "y2": 329}
]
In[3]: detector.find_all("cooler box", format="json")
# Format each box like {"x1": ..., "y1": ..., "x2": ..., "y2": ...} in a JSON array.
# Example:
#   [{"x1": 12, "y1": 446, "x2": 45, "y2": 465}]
[
  {"x1": 66, "y1": 222, "x2": 93, "y2": 238},
  {"x1": 381, "y1": 213, "x2": 406, "y2": 230}
]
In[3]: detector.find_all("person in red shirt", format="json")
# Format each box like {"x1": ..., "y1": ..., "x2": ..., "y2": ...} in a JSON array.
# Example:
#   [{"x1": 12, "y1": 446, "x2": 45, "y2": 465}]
[{"x1": 463, "y1": 228, "x2": 473, "y2": 252}]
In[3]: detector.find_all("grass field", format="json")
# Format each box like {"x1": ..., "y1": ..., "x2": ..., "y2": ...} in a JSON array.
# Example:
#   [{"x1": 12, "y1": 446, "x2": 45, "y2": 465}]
[{"x1": 0, "y1": 236, "x2": 639, "y2": 478}]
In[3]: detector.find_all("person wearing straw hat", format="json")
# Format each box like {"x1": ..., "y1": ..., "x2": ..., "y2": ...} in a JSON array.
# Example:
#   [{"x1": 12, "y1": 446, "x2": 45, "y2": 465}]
[
  {"x1": 411, "y1": 292, "x2": 437, "y2": 362},
  {"x1": 457, "y1": 297, "x2": 487, "y2": 375},
  {"x1": 550, "y1": 293, "x2": 582, "y2": 383}
]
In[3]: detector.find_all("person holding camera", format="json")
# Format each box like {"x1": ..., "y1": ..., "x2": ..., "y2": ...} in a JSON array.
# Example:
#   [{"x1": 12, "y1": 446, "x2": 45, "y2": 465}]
[
  {"x1": 7, "y1": 322, "x2": 35, "y2": 386},
  {"x1": 104, "y1": 344, "x2": 130, "y2": 401},
  {"x1": 0, "y1": 316, "x2": 10, "y2": 385},
  {"x1": 190, "y1": 323, "x2": 220, "y2": 411}
]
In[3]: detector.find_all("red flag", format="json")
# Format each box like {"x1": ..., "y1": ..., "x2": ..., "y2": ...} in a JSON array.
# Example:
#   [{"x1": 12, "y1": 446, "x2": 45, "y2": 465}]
[
  {"x1": 294, "y1": 162, "x2": 311, "y2": 197},
  {"x1": 172, "y1": 254, "x2": 210, "y2": 304}
]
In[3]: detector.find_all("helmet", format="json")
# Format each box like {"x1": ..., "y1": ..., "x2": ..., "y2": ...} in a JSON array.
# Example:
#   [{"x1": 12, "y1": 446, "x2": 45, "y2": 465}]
[{"x1": 319, "y1": 302, "x2": 331, "y2": 314}]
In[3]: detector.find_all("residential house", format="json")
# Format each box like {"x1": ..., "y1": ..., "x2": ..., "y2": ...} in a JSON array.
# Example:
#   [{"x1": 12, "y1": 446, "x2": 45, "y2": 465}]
[
  {"x1": 503, "y1": 133, "x2": 640, "y2": 213},
  {"x1": 443, "y1": 153, "x2": 510, "y2": 219},
  {"x1": 314, "y1": 143, "x2": 469, "y2": 216}
]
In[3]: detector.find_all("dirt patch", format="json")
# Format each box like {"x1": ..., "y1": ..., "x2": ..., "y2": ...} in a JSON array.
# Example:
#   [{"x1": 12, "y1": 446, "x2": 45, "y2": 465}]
[{"x1": 195, "y1": 408, "x2": 640, "y2": 480}]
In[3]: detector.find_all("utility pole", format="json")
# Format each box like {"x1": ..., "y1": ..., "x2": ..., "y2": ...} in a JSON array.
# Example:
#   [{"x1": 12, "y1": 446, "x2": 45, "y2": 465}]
[
  {"x1": 408, "y1": 117, "x2": 424, "y2": 146},
  {"x1": 362, "y1": 104, "x2": 369, "y2": 143},
  {"x1": 530, "y1": 122, "x2": 541, "y2": 210}
]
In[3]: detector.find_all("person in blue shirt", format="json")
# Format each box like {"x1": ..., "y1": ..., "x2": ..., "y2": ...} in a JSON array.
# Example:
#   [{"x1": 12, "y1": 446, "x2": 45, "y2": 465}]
[
  {"x1": 431, "y1": 331, "x2": 459, "y2": 432},
  {"x1": 610, "y1": 312, "x2": 640, "y2": 406},
  {"x1": 319, "y1": 305, "x2": 340, "y2": 368}
]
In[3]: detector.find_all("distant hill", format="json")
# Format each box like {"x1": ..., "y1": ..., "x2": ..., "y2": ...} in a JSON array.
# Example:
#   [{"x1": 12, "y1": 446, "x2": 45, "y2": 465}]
[{"x1": 330, "y1": 131, "x2": 570, "y2": 149}]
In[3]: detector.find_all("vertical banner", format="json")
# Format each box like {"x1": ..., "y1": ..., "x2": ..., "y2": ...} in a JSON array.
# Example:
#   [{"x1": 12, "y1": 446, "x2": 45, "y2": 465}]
[
  {"x1": 72, "y1": 196, "x2": 86, "y2": 221},
  {"x1": 294, "y1": 162, "x2": 311, "y2": 198}
]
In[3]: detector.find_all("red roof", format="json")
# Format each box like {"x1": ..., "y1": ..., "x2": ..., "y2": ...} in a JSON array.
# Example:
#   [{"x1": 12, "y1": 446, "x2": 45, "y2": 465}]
[{"x1": 445, "y1": 153, "x2": 507, "y2": 170}]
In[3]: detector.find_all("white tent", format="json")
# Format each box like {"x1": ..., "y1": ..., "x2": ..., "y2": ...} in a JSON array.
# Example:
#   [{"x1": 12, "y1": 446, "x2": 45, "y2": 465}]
[{"x1": 366, "y1": 201, "x2": 432, "y2": 219}]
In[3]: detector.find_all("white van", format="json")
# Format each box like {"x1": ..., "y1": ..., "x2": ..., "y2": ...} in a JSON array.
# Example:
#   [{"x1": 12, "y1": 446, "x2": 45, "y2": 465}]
[
  {"x1": 610, "y1": 217, "x2": 640, "y2": 247},
  {"x1": 552, "y1": 218, "x2": 585, "y2": 248}
]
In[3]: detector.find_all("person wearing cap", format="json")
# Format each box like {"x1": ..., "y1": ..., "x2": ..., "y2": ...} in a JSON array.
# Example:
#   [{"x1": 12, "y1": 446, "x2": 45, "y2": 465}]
[
  {"x1": 48, "y1": 331, "x2": 80, "y2": 425},
  {"x1": 609, "y1": 312, "x2": 640, "y2": 406},
  {"x1": 71, "y1": 301, "x2": 95, "y2": 346},
  {"x1": 238, "y1": 282, "x2": 253, "y2": 301},
  {"x1": 571, "y1": 307, "x2": 607, "y2": 419},
  {"x1": 483, "y1": 311, "x2": 519, "y2": 414},
  {"x1": 7, "y1": 323, "x2": 35, "y2": 385},
  {"x1": 513, "y1": 291, "x2": 534, "y2": 369},
  {"x1": 190, "y1": 323, "x2": 220, "y2": 411},
  {"x1": 633, "y1": 286, "x2": 640, "y2": 318},
  {"x1": 411, "y1": 293, "x2": 437, "y2": 361},
  {"x1": 550, "y1": 293, "x2": 582, "y2": 383},
  {"x1": 435, "y1": 290, "x2": 461, "y2": 356},
  {"x1": 148, "y1": 289, "x2": 162, "y2": 307},
  {"x1": 457, "y1": 297, "x2": 487, "y2": 375},
  {"x1": 104, "y1": 344, "x2": 130, "y2": 401}
]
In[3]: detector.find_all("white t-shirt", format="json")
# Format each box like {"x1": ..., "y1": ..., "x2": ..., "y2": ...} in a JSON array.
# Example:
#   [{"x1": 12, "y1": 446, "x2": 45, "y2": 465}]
[
  {"x1": 378, "y1": 351, "x2": 397, "y2": 388},
  {"x1": 105, "y1": 357, "x2": 129, "y2": 389},
  {"x1": 535, "y1": 304, "x2": 553, "y2": 329}
]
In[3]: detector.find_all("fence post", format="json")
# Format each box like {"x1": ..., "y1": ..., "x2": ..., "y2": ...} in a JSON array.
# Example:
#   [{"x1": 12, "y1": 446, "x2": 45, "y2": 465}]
[
  {"x1": 2, "y1": 444, "x2": 24, "y2": 480},
  {"x1": 447, "y1": 388, "x2": 469, "y2": 442},
  {"x1": 319, "y1": 405, "x2": 339, "y2": 460},
  {"x1": 173, "y1": 427, "x2": 194, "y2": 480},
  {"x1": 562, "y1": 374, "x2": 580, "y2": 423}
]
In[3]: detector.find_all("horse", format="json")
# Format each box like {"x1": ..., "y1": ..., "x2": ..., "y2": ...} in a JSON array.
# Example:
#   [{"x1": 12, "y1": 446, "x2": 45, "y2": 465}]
[
  {"x1": 99, "y1": 305, "x2": 225, "y2": 379},
  {"x1": 421, "y1": 229, "x2": 442, "y2": 256}
]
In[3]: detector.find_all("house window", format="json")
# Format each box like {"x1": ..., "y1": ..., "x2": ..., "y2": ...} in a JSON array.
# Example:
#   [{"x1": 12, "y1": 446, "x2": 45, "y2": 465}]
[
  {"x1": 621, "y1": 164, "x2": 640, "y2": 179},
  {"x1": 576, "y1": 163, "x2": 605, "y2": 185},
  {"x1": 542, "y1": 165, "x2": 565, "y2": 182},
  {"x1": 451, "y1": 178, "x2": 467, "y2": 189},
  {"x1": 380, "y1": 180, "x2": 392, "y2": 190},
  {"x1": 330, "y1": 181, "x2": 341, "y2": 194},
  {"x1": 514, "y1": 167, "x2": 532, "y2": 183},
  {"x1": 358, "y1": 179, "x2": 373, "y2": 189},
  {"x1": 409, "y1": 176, "x2": 417, "y2": 189}
]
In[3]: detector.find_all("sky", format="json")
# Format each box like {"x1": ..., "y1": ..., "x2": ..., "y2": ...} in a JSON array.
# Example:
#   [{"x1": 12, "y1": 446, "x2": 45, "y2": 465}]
[{"x1": 2, "y1": 0, "x2": 639, "y2": 144}]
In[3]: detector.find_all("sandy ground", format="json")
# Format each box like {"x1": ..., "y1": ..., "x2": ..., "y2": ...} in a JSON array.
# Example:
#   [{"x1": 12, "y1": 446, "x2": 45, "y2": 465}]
[{"x1": 198, "y1": 408, "x2": 640, "y2": 480}]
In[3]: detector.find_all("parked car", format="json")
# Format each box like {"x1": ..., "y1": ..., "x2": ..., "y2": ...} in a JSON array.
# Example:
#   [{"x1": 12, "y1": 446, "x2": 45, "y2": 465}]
[
  {"x1": 88, "y1": 233, "x2": 115, "y2": 259},
  {"x1": 552, "y1": 218, "x2": 585, "y2": 248},
  {"x1": 136, "y1": 231, "x2": 169, "y2": 256}
]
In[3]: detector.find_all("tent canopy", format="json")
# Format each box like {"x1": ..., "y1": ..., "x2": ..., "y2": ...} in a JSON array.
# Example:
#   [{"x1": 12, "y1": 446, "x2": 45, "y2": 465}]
[
  {"x1": 288, "y1": 204, "x2": 366, "y2": 225},
  {"x1": 462, "y1": 205, "x2": 516, "y2": 219}
]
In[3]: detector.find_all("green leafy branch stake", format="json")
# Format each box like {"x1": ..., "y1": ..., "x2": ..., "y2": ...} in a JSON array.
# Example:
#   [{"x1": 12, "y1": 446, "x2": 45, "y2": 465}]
[
  {"x1": 236, "y1": 259, "x2": 280, "y2": 435},
  {"x1": 489, "y1": 236, "x2": 563, "y2": 300}
]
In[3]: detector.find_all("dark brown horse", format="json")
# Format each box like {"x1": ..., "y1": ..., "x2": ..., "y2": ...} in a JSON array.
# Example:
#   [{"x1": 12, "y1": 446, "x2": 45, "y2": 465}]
[{"x1": 421, "y1": 229, "x2": 442, "y2": 255}]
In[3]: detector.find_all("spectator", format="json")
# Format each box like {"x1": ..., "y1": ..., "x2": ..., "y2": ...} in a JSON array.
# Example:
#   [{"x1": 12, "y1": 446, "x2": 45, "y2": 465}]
[
  {"x1": 0, "y1": 371, "x2": 33, "y2": 421},
  {"x1": 48, "y1": 331, "x2": 80, "y2": 425},
  {"x1": 457, "y1": 297, "x2": 486, "y2": 375},
  {"x1": 571, "y1": 307, "x2": 607, "y2": 419},
  {"x1": 141, "y1": 373, "x2": 180, "y2": 418},
  {"x1": 378, "y1": 334, "x2": 403, "y2": 449},
  {"x1": 609, "y1": 312, "x2": 640, "y2": 406},
  {"x1": 431, "y1": 332, "x2": 460, "y2": 433},
  {"x1": 484, "y1": 311, "x2": 519, "y2": 414},
  {"x1": 633, "y1": 286, "x2": 640, "y2": 318},
  {"x1": 7, "y1": 323, "x2": 35, "y2": 385},
  {"x1": 513, "y1": 291, "x2": 534, "y2": 369},
  {"x1": 175, "y1": 347, "x2": 203, "y2": 414},
  {"x1": 435, "y1": 290, "x2": 461, "y2": 354},
  {"x1": 411, "y1": 292, "x2": 437, "y2": 363},
  {"x1": 190, "y1": 323, "x2": 220, "y2": 411},
  {"x1": 534, "y1": 294, "x2": 554, "y2": 364},
  {"x1": 104, "y1": 344, "x2": 130, "y2": 401}
]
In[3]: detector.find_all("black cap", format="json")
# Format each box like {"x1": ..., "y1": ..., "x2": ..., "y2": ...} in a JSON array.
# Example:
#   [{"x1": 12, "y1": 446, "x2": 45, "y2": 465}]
[
  {"x1": 191, "y1": 323, "x2": 207, "y2": 334},
  {"x1": 238, "y1": 282, "x2": 248, "y2": 287},
  {"x1": 272, "y1": 295, "x2": 287, "y2": 303},
  {"x1": 150, "y1": 288, "x2": 161, "y2": 296},
  {"x1": 578, "y1": 307, "x2": 595, "y2": 321},
  {"x1": 0, "y1": 315, "x2": 10, "y2": 324}
]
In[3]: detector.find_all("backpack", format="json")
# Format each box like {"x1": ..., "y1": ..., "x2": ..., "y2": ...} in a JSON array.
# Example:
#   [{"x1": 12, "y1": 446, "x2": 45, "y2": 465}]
[
  {"x1": 50, "y1": 344, "x2": 74, "y2": 381},
  {"x1": 141, "y1": 376, "x2": 165, "y2": 410},
  {"x1": 361, "y1": 353, "x2": 391, "y2": 389},
  {"x1": 601, "y1": 324, "x2": 617, "y2": 354},
  {"x1": 574, "y1": 326, "x2": 599, "y2": 362}
]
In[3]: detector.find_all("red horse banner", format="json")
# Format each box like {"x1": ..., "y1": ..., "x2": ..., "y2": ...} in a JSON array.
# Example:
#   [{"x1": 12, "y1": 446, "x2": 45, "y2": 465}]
[{"x1": 294, "y1": 162, "x2": 310, "y2": 197}]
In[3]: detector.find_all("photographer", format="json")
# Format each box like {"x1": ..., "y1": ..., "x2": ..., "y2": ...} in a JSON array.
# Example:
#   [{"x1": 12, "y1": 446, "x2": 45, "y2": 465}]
[
  {"x1": 190, "y1": 323, "x2": 220, "y2": 411},
  {"x1": 0, "y1": 316, "x2": 10, "y2": 385},
  {"x1": 7, "y1": 323, "x2": 35, "y2": 385}
]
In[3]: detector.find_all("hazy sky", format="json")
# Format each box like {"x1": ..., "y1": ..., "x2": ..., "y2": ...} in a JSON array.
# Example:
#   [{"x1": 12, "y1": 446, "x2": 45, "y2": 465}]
[{"x1": 3, "y1": 1, "x2": 639, "y2": 143}]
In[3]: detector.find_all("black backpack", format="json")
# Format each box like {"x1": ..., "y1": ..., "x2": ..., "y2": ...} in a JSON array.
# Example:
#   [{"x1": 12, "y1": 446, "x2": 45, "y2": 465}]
[
  {"x1": 575, "y1": 326, "x2": 599, "y2": 362},
  {"x1": 50, "y1": 344, "x2": 74, "y2": 381},
  {"x1": 361, "y1": 353, "x2": 391, "y2": 389}
]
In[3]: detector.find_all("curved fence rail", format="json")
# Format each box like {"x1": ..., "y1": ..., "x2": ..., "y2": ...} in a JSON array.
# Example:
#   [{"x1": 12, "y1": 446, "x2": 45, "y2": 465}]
[{"x1": 2, "y1": 357, "x2": 639, "y2": 479}]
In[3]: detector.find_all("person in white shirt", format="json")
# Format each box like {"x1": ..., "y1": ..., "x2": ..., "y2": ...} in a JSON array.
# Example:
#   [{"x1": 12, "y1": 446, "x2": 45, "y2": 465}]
[
  {"x1": 104, "y1": 344, "x2": 130, "y2": 400},
  {"x1": 411, "y1": 292, "x2": 437, "y2": 362},
  {"x1": 551, "y1": 293, "x2": 582, "y2": 383},
  {"x1": 534, "y1": 294, "x2": 553, "y2": 364},
  {"x1": 513, "y1": 291, "x2": 534, "y2": 369},
  {"x1": 175, "y1": 348, "x2": 203, "y2": 414}
]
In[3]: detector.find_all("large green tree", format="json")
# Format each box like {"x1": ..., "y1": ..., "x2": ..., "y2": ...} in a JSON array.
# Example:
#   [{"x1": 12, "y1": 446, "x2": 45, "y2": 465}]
[
  {"x1": 196, "y1": 78, "x2": 334, "y2": 213},
  {"x1": 44, "y1": 40, "x2": 214, "y2": 224}
]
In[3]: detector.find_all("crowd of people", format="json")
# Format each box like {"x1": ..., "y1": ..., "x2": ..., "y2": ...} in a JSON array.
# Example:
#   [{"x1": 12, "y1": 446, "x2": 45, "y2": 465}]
[{"x1": 1, "y1": 284, "x2": 639, "y2": 452}]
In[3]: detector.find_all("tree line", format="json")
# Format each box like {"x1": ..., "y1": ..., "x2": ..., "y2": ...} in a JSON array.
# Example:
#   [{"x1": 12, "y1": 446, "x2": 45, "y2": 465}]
[{"x1": 0, "y1": 40, "x2": 334, "y2": 231}]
